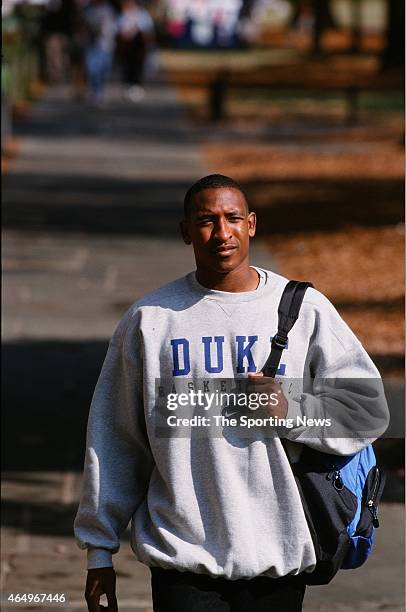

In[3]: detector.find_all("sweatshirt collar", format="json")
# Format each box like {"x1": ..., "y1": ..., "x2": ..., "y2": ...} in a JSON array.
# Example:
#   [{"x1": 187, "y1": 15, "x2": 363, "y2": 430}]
[{"x1": 186, "y1": 267, "x2": 272, "y2": 303}]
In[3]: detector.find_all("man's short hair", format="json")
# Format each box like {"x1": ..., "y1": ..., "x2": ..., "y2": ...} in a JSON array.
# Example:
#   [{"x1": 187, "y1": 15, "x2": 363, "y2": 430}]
[{"x1": 183, "y1": 174, "x2": 248, "y2": 218}]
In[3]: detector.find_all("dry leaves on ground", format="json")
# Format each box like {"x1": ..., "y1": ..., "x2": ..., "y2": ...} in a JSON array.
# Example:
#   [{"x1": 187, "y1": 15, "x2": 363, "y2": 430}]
[{"x1": 267, "y1": 226, "x2": 404, "y2": 357}]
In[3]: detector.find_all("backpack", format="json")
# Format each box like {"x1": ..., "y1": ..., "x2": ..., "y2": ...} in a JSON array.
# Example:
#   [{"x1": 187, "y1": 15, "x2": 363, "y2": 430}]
[{"x1": 263, "y1": 280, "x2": 386, "y2": 585}]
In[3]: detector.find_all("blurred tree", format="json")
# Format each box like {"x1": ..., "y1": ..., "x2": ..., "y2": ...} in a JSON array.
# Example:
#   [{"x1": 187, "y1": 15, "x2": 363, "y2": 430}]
[{"x1": 381, "y1": 0, "x2": 405, "y2": 69}]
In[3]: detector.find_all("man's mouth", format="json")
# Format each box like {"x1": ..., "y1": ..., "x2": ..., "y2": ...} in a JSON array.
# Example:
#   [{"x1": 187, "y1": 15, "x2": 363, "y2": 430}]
[{"x1": 212, "y1": 245, "x2": 237, "y2": 257}]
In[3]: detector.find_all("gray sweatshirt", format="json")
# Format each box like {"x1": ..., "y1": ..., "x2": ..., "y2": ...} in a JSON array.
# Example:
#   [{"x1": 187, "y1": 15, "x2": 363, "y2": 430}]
[{"x1": 74, "y1": 268, "x2": 388, "y2": 579}]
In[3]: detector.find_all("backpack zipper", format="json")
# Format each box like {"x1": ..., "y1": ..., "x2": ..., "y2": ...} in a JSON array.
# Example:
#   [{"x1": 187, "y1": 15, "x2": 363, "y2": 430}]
[
  {"x1": 326, "y1": 466, "x2": 344, "y2": 491},
  {"x1": 327, "y1": 465, "x2": 381, "y2": 525},
  {"x1": 367, "y1": 467, "x2": 381, "y2": 528}
]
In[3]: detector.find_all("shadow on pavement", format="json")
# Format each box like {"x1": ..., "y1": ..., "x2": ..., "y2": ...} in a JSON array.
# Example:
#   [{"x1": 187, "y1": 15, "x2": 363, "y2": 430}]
[
  {"x1": 1, "y1": 495, "x2": 133, "y2": 540},
  {"x1": 3, "y1": 176, "x2": 187, "y2": 236},
  {"x1": 244, "y1": 177, "x2": 404, "y2": 235},
  {"x1": 3, "y1": 175, "x2": 403, "y2": 236},
  {"x1": 2, "y1": 340, "x2": 108, "y2": 472}
]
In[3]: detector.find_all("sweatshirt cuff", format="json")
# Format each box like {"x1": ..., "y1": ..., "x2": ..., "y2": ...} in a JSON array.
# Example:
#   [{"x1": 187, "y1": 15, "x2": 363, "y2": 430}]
[{"x1": 87, "y1": 548, "x2": 113, "y2": 569}]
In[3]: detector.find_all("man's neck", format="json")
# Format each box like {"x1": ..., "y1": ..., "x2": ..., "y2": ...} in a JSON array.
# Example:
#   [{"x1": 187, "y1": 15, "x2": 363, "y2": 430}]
[{"x1": 196, "y1": 264, "x2": 259, "y2": 293}]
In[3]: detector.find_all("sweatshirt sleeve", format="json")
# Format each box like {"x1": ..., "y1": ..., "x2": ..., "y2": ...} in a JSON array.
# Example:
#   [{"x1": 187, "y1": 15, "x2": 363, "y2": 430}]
[
  {"x1": 282, "y1": 290, "x2": 390, "y2": 455},
  {"x1": 74, "y1": 309, "x2": 154, "y2": 569}
]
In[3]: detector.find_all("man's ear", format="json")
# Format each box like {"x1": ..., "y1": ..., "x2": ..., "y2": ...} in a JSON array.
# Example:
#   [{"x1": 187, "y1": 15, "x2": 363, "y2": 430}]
[
  {"x1": 180, "y1": 220, "x2": 192, "y2": 245},
  {"x1": 248, "y1": 212, "x2": 256, "y2": 238}
]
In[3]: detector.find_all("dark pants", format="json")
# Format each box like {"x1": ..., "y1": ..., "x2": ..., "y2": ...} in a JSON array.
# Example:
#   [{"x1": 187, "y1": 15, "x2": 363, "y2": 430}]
[
  {"x1": 118, "y1": 33, "x2": 146, "y2": 86},
  {"x1": 150, "y1": 567, "x2": 306, "y2": 612}
]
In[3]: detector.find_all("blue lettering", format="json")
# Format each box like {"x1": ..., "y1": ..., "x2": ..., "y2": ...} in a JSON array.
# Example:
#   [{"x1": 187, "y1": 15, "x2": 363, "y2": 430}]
[
  {"x1": 202, "y1": 336, "x2": 224, "y2": 373},
  {"x1": 171, "y1": 338, "x2": 191, "y2": 376},
  {"x1": 236, "y1": 336, "x2": 258, "y2": 373}
]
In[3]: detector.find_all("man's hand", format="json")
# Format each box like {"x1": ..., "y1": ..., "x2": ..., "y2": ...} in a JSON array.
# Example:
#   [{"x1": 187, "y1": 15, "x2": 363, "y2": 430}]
[
  {"x1": 247, "y1": 372, "x2": 288, "y2": 418},
  {"x1": 85, "y1": 567, "x2": 118, "y2": 612}
]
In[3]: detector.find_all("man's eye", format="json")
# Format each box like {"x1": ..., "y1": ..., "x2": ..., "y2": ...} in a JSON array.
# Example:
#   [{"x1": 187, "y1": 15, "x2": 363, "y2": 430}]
[{"x1": 229, "y1": 217, "x2": 242, "y2": 222}]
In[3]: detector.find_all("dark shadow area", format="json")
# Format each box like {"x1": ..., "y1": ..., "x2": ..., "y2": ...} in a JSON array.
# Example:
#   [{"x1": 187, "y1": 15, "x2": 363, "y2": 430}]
[
  {"x1": 1, "y1": 499, "x2": 80, "y2": 537},
  {"x1": 0, "y1": 497, "x2": 132, "y2": 539},
  {"x1": 374, "y1": 439, "x2": 405, "y2": 504},
  {"x1": 3, "y1": 175, "x2": 403, "y2": 235},
  {"x1": 333, "y1": 297, "x2": 404, "y2": 311},
  {"x1": 371, "y1": 354, "x2": 405, "y2": 373},
  {"x1": 1, "y1": 340, "x2": 108, "y2": 471},
  {"x1": 246, "y1": 179, "x2": 404, "y2": 236},
  {"x1": 2, "y1": 175, "x2": 188, "y2": 235}
]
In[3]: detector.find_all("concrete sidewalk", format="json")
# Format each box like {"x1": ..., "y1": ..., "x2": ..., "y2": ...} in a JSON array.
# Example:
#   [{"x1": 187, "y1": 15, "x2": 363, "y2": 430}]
[
  {"x1": 2, "y1": 83, "x2": 274, "y2": 341},
  {"x1": 2, "y1": 80, "x2": 404, "y2": 612}
]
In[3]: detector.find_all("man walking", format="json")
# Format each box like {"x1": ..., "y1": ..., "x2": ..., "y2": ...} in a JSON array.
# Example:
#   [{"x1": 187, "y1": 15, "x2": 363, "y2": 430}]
[
  {"x1": 83, "y1": 0, "x2": 116, "y2": 105},
  {"x1": 75, "y1": 174, "x2": 386, "y2": 611}
]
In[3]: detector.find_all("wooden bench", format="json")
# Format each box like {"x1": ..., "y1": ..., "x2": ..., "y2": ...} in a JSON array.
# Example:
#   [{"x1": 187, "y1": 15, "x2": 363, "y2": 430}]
[{"x1": 166, "y1": 64, "x2": 404, "y2": 123}]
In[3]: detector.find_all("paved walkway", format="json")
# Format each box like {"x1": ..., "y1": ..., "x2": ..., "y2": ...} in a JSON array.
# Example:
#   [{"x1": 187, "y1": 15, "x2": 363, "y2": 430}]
[
  {"x1": 2, "y1": 80, "x2": 404, "y2": 611},
  {"x1": 3, "y1": 83, "x2": 274, "y2": 341}
]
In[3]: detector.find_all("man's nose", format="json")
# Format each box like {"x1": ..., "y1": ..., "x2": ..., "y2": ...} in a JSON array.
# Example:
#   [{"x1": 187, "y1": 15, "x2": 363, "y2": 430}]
[{"x1": 213, "y1": 219, "x2": 232, "y2": 242}]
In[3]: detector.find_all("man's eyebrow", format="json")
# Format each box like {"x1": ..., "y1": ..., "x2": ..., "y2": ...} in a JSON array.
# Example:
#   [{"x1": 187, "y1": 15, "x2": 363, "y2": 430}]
[
  {"x1": 195, "y1": 209, "x2": 245, "y2": 218},
  {"x1": 195, "y1": 210, "x2": 216, "y2": 216}
]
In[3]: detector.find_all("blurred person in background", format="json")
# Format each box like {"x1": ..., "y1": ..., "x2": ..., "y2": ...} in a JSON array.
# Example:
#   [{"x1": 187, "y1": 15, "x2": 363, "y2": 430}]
[
  {"x1": 40, "y1": 0, "x2": 75, "y2": 83},
  {"x1": 69, "y1": 1, "x2": 88, "y2": 100},
  {"x1": 116, "y1": 0, "x2": 154, "y2": 102},
  {"x1": 83, "y1": 0, "x2": 117, "y2": 105},
  {"x1": 289, "y1": 0, "x2": 313, "y2": 35}
]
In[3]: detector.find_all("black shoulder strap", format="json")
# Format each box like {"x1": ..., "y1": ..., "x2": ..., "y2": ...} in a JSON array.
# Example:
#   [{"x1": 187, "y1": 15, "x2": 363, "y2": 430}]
[{"x1": 262, "y1": 280, "x2": 313, "y2": 378}]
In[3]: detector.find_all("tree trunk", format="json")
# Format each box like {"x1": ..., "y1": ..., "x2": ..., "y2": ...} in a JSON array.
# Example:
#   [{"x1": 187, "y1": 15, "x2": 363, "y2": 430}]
[
  {"x1": 350, "y1": 0, "x2": 362, "y2": 54},
  {"x1": 381, "y1": 0, "x2": 405, "y2": 69}
]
